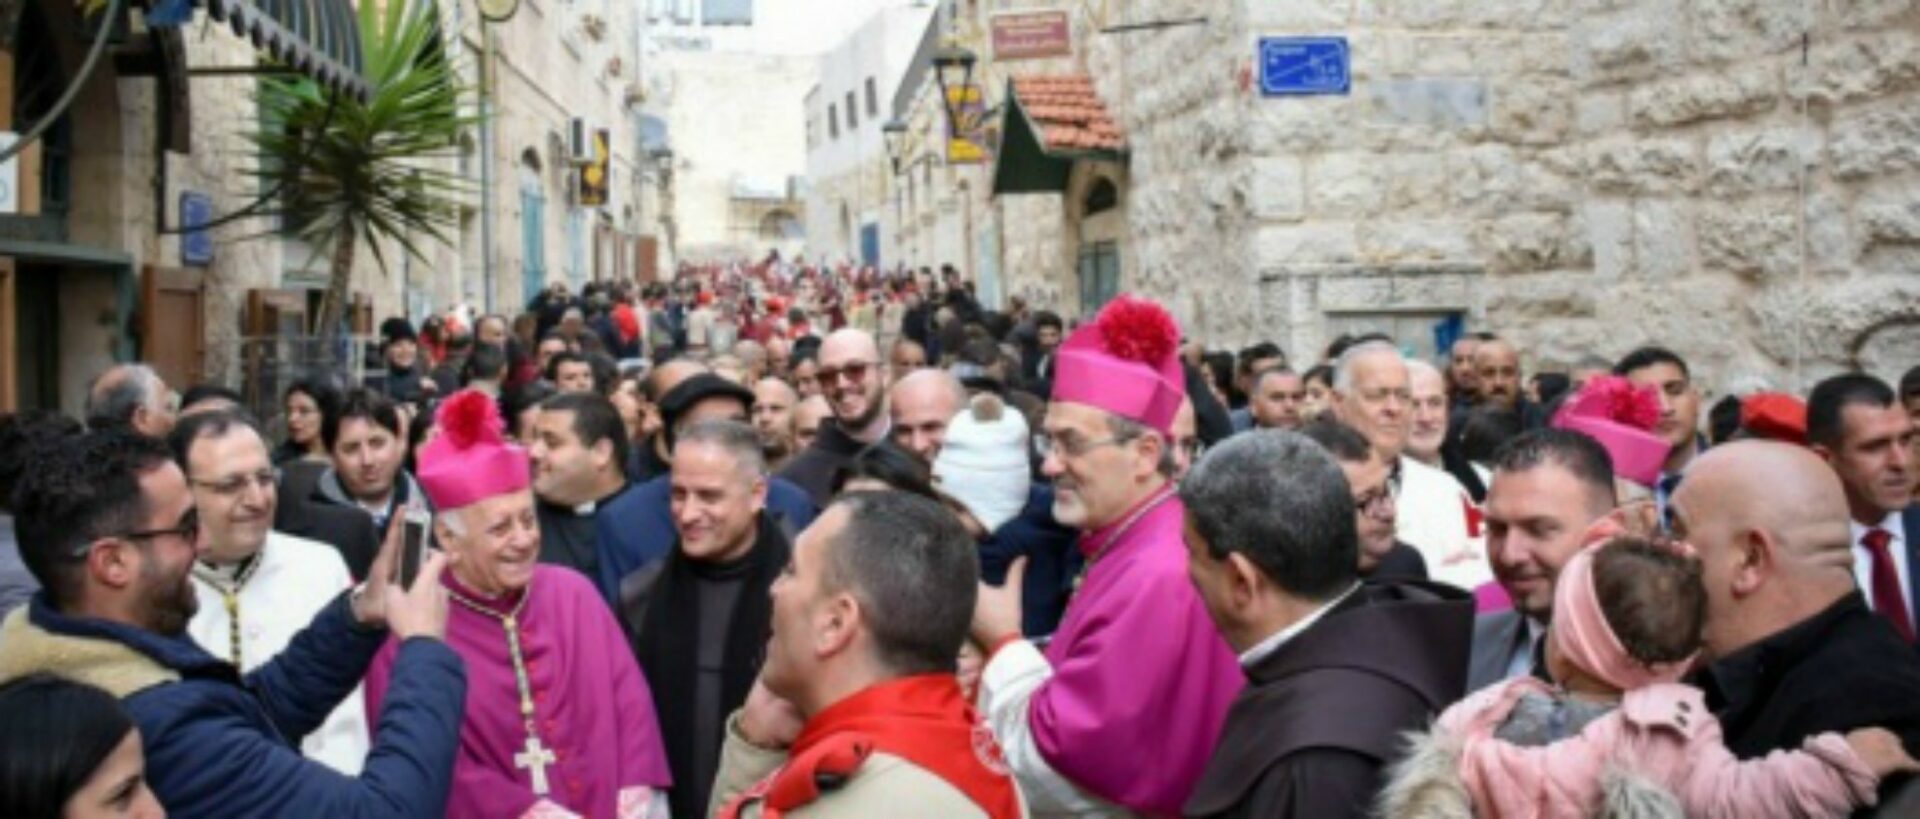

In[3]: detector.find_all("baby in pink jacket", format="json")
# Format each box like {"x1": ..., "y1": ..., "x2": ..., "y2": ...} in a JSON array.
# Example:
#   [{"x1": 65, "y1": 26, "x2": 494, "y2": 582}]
[{"x1": 1383, "y1": 535, "x2": 1918, "y2": 818}]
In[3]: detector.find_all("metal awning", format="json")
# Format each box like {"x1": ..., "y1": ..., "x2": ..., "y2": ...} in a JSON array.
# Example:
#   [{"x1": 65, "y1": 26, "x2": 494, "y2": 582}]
[
  {"x1": 992, "y1": 75, "x2": 1126, "y2": 196},
  {"x1": 196, "y1": 0, "x2": 370, "y2": 100}
]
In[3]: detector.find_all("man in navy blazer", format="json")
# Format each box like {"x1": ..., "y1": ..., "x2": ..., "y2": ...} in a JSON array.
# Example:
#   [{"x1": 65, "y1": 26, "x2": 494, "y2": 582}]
[{"x1": 1809, "y1": 373, "x2": 1920, "y2": 645}]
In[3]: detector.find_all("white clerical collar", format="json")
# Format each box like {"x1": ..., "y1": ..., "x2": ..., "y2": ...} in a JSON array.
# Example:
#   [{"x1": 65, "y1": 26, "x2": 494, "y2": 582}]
[
  {"x1": 1239, "y1": 581, "x2": 1363, "y2": 668},
  {"x1": 573, "y1": 501, "x2": 597, "y2": 516},
  {"x1": 1851, "y1": 511, "x2": 1907, "y2": 544}
]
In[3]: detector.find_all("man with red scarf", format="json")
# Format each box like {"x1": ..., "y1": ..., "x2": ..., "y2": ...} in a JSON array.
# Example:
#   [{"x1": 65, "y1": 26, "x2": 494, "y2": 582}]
[{"x1": 711, "y1": 490, "x2": 1026, "y2": 818}]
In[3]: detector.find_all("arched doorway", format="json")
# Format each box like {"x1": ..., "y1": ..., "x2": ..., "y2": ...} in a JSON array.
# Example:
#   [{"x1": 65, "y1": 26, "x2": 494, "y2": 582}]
[{"x1": 760, "y1": 209, "x2": 800, "y2": 241}]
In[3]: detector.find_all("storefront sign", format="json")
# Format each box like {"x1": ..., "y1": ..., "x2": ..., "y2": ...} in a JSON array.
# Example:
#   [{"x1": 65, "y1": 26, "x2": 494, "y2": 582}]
[
  {"x1": 1258, "y1": 37, "x2": 1351, "y2": 97},
  {"x1": 946, "y1": 84, "x2": 990, "y2": 164},
  {"x1": 579, "y1": 128, "x2": 611, "y2": 207},
  {"x1": 991, "y1": 11, "x2": 1071, "y2": 60}
]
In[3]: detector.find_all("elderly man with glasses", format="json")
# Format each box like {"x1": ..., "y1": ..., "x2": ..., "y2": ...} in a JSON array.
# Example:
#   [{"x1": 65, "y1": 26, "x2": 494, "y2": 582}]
[
  {"x1": 778, "y1": 329, "x2": 893, "y2": 506},
  {"x1": 971, "y1": 296, "x2": 1242, "y2": 816},
  {"x1": 168, "y1": 409, "x2": 372, "y2": 774},
  {"x1": 1331, "y1": 341, "x2": 1486, "y2": 590}
]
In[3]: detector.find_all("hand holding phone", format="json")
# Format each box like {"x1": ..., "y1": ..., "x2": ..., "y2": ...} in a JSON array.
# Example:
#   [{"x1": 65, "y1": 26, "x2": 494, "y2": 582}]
[{"x1": 398, "y1": 505, "x2": 433, "y2": 591}]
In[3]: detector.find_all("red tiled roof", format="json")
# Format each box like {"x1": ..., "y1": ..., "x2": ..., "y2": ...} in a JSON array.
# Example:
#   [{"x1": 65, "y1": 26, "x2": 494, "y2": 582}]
[{"x1": 1011, "y1": 74, "x2": 1125, "y2": 153}]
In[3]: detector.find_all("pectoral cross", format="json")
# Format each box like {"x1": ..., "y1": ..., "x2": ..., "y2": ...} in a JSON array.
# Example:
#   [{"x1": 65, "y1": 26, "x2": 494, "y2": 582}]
[{"x1": 515, "y1": 734, "x2": 557, "y2": 795}]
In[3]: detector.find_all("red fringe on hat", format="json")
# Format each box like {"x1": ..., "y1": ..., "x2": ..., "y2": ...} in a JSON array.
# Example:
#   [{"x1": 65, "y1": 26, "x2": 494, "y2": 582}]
[
  {"x1": 1095, "y1": 295, "x2": 1178, "y2": 365},
  {"x1": 436, "y1": 390, "x2": 505, "y2": 448}
]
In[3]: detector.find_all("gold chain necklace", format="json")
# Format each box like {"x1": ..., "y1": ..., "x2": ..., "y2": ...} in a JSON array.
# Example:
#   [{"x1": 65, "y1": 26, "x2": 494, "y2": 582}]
[
  {"x1": 446, "y1": 582, "x2": 558, "y2": 795},
  {"x1": 193, "y1": 554, "x2": 265, "y2": 667}
]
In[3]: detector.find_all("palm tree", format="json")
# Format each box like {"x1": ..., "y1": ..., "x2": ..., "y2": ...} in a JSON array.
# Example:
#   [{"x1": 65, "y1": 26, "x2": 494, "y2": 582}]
[{"x1": 244, "y1": 0, "x2": 475, "y2": 344}]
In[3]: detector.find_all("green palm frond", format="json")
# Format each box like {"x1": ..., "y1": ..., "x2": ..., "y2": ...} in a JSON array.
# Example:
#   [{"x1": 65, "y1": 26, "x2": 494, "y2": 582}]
[{"x1": 241, "y1": 0, "x2": 480, "y2": 336}]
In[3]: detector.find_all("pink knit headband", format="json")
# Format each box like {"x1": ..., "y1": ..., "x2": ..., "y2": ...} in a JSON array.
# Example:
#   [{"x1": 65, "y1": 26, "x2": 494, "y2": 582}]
[{"x1": 1549, "y1": 529, "x2": 1699, "y2": 691}]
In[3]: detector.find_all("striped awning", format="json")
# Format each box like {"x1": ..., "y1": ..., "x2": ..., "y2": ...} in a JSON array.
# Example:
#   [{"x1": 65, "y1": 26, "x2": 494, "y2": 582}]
[{"x1": 199, "y1": 0, "x2": 369, "y2": 100}]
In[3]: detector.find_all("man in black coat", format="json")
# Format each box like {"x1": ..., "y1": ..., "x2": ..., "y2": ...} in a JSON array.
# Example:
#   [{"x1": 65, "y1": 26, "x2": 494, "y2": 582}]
[
  {"x1": 1679, "y1": 441, "x2": 1920, "y2": 808},
  {"x1": 778, "y1": 329, "x2": 891, "y2": 506},
  {"x1": 1179, "y1": 431, "x2": 1472, "y2": 818},
  {"x1": 618, "y1": 420, "x2": 789, "y2": 819}
]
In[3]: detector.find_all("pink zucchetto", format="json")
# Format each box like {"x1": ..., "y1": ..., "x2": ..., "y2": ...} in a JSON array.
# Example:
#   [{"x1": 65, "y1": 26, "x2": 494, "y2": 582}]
[
  {"x1": 1049, "y1": 294, "x2": 1186, "y2": 435},
  {"x1": 1551, "y1": 375, "x2": 1669, "y2": 488},
  {"x1": 416, "y1": 389, "x2": 531, "y2": 511}
]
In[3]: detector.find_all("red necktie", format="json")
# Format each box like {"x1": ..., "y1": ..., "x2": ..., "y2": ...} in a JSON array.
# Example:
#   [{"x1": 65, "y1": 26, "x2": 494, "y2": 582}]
[{"x1": 1863, "y1": 528, "x2": 1915, "y2": 644}]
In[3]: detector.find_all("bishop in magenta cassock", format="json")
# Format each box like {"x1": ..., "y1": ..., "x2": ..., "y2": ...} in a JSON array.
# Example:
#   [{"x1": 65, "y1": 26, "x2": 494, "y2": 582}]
[
  {"x1": 364, "y1": 390, "x2": 673, "y2": 818},
  {"x1": 972, "y1": 296, "x2": 1245, "y2": 816}
]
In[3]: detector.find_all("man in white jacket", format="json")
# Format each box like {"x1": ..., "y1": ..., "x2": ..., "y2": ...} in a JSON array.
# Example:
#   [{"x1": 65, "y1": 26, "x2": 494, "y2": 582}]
[
  {"x1": 1333, "y1": 341, "x2": 1489, "y2": 590},
  {"x1": 172, "y1": 408, "x2": 370, "y2": 773}
]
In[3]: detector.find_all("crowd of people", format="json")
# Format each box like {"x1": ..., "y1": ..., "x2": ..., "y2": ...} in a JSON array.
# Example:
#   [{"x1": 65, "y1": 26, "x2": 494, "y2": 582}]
[{"x1": 0, "y1": 256, "x2": 1918, "y2": 819}]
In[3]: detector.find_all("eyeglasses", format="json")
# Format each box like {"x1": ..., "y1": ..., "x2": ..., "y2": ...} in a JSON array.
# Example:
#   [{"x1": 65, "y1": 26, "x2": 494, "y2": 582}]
[
  {"x1": 1176, "y1": 438, "x2": 1206, "y2": 460},
  {"x1": 816, "y1": 360, "x2": 877, "y2": 386},
  {"x1": 1353, "y1": 485, "x2": 1396, "y2": 518},
  {"x1": 190, "y1": 469, "x2": 279, "y2": 499},
  {"x1": 112, "y1": 508, "x2": 201, "y2": 548},
  {"x1": 1035, "y1": 433, "x2": 1130, "y2": 460}
]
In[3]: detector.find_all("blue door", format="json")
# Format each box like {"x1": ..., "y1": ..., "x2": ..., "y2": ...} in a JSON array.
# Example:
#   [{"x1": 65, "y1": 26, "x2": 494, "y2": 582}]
[
  {"x1": 859, "y1": 222, "x2": 880, "y2": 267},
  {"x1": 521, "y1": 187, "x2": 546, "y2": 307}
]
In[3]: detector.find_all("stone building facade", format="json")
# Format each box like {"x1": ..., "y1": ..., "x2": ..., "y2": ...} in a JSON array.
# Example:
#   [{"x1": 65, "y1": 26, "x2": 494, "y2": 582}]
[
  {"x1": 646, "y1": 49, "x2": 810, "y2": 263},
  {"x1": 803, "y1": 2, "x2": 935, "y2": 267},
  {"x1": 910, "y1": 0, "x2": 1919, "y2": 394}
]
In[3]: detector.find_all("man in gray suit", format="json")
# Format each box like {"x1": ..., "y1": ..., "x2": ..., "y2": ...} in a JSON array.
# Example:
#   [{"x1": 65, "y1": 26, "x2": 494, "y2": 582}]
[{"x1": 1468, "y1": 429, "x2": 1619, "y2": 692}]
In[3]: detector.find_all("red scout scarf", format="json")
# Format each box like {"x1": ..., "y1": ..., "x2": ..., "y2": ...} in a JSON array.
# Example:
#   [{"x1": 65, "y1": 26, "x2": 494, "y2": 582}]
[{"x1": 719, "y1": 674, "x2": 1021, "y2": 819}]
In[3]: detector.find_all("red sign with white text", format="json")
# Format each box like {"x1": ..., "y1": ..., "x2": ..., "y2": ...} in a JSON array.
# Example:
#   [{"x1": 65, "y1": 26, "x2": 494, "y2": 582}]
[{"x1": 991, "y1": 11, "x2": 1071, "y2": 60}]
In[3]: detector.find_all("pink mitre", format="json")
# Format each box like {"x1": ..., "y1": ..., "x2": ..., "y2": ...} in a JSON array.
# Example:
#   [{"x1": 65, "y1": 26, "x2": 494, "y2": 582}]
[
  {"x1": 1050, "y1": 294, "x2": 1186, "y2": 435},
  {"x1": 416, "y1": 390, "x2": 531, "y2": 511},
  {"x1": 1551, "y1": 375, "x2": 1668, "y2": 487}
]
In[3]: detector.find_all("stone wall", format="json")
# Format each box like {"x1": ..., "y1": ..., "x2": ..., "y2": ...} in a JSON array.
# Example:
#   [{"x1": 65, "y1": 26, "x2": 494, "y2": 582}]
[
  {"x1": 1556, "y1": 0, "x2": 1920, "y2": 390},
  {"x1": 977, "y1": 0, "x2": 1920, "y2": 392}
]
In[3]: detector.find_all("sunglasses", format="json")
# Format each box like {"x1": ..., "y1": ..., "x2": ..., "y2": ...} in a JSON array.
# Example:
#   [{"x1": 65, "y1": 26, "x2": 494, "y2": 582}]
[{"x1": 815, "y1": 360, "x2": 877, "y2": 386}]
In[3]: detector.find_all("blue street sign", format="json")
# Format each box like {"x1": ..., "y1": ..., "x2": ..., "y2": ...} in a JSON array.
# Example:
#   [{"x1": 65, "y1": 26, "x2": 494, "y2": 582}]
[
  {"x1": 1259, "y1": 37, "x2": 1351, "y2": 97},
  {"x1": 180, "y1": 192, "x2": 214, "y2": 267}
]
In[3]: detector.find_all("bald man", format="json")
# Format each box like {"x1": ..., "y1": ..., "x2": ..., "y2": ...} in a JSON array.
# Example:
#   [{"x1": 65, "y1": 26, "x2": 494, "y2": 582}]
[
  {"x1": 1679, "y1": 441, "x2": 1920, "y2": 770},
  {"x1": 1466, "y1": 337, "x2": 1547, "y2": 429},
  {"x1": 889, "y1": 369, "x2": 968, "y2": 463},
  {"x1": 779, "y1": 329, "x2": 890, "y2": 505},
  {"x1": 86, "y1": 363, "x2": 179, "y2": 438},
  {"x1": 792, "y1": 395, "x2": 831, "y2": 455},
  {"x1": 751, "y1": 378, "x2": 800, "y2": 471}
]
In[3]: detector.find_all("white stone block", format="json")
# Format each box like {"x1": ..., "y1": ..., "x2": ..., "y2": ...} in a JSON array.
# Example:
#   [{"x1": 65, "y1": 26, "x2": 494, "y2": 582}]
[
  {"x1": 1633, "y1": 198, "x2": 1698, "y2": 280},
  {"x1": 1627, "y1": 62, "x2": 1781, "y2": 129},
  {"x1": 1688, "y1": 0, "x2": 1812, "y2": 64},
  {"x1": 1703, "y1": 125, "x2": 1814, "y2": 195},
  {"x1": 1695, "y1": 196, "x2": 1799, "y2": 280},
  {"x1": 1793, "y1": 30, "x2": 1920, "y2": 107},
  {"x1": 1360, "y1": 220, "x2": 1476, "y2": 262},
  {"x1": 1308, "y1": 152, "x2": 1387, "y2": 216},
  {"x1": 1257, "y1": 222, "x2": 1361, "y2": 263},
  {"x1": 1829, "y1": 100, "x2": 1920, "y2": 179},
  {"x1": 1245, "y1": 0, "x2": 1353, "y2": 29},
  {"x1": 1585, "y1": 136, "x2": 1700, "y2": 195},
  {"x1": 1585, "y1": 199, "x2": 1635, "y2": 280},
  {"x1": 1250, "y1": 156, "x2": 1308, "y2": 222}
]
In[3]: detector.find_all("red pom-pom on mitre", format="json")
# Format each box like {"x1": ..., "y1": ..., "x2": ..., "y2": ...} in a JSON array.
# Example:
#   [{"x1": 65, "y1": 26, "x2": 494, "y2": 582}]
[
  {"x1": 1095, "y1": 295, "x2": 1179, "y2": 365},
  {"x1": 435, "y1": 389, "x2": 506, "y2": 449},
  {"x1": 1565, "y1": 376, "x2": 1661, "y2": 432}
]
